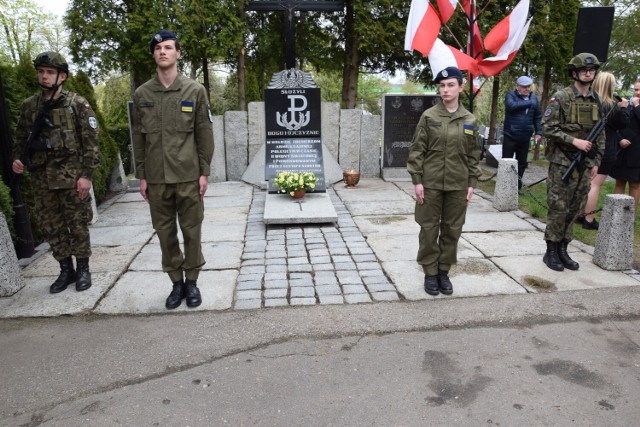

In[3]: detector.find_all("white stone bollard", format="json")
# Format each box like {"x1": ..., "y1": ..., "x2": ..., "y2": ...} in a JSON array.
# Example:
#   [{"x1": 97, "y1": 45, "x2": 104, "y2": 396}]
[
  {"x1": 0, "y1": 213, "x2": 26, "y2": 297},
  {"x1": 493, "y1": 158, "x2": 519, "y2": 212},
  {"x1": 593, "y1": 194, "x2": 634, "y2": 270},
  {"x1": 109, "y1": 151, "x2": 128, "y2": 192}
]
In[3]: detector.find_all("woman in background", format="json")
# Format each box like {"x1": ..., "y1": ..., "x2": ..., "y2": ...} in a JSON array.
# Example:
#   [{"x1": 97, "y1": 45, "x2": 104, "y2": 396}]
[
  {"x1": 610, "y1": 78, "x2": 640, "y2": 211},
  {"x1": 578, "y1": 71, "x2": 629, "y2": 229}
]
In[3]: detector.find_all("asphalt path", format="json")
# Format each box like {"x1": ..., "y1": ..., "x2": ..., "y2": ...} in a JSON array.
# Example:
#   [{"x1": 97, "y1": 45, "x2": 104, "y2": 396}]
[{"x1": 2, "y1": 287, "x2": 639, "y2": 426}]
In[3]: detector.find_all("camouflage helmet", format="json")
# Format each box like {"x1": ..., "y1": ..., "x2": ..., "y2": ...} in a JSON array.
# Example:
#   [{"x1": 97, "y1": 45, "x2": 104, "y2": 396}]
[
  {"x1": 567, "y1": 52, "x2": 600, "y2": 76},
  {"x1": 33, "y1": 51, "x2": 69, "y2": 74}
]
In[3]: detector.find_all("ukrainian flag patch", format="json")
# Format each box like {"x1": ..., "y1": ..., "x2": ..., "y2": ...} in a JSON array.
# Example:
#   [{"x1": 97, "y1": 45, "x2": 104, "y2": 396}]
[
  {"x1": 181, "y1": 101, "x2": 194, "y2": 112},
  {"x1": 463, "y1": 124, "x2": 474, "y2": 135}
]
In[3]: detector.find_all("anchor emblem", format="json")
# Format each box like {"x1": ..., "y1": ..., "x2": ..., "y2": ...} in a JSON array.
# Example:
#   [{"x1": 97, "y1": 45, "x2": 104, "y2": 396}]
[{"x1": 276, "y1": 94, "x2": 310, "y2": 130}]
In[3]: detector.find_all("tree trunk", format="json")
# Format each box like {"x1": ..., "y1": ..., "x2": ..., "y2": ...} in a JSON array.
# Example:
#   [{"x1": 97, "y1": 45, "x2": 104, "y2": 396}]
[
  {"x1": 488, "y1": 75, "x2": 500, "y2": 145},
  {"x1": 341, "y1": 0, "x2": 359, "y2": 109},
  {"x1": 202, "y1": 57, "x2": 210, "y2": 103},
  {"x1": 534, "y1": 62, "x2": 552, "y2": 160},
  {"x1": 237, "y1": 1, "x2": 246, "y2": 112}
]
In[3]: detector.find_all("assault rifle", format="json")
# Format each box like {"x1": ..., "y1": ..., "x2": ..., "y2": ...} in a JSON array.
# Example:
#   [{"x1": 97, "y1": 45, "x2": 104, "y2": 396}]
[
  {"x1": 21, "y1": 91, "x2": 56, "y2": 171},
  {"x1": 561, "y1": 94, "x2": 622, "y2": 184}
]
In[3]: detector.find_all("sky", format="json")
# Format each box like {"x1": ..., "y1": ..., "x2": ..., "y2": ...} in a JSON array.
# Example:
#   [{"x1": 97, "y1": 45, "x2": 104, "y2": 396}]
[{"x1": 34, "y1": 0, "x2": 68, "y2": 18}]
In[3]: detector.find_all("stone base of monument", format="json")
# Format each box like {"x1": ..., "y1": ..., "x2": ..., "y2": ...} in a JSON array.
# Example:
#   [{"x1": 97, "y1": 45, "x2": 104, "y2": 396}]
[
  {"x1": 485, "y1": 144, "x2": 503, "y2": 168},
  {"x1": 263, "y1": 192, "x2": 338, "y2": 224},
  {"x1": 381, "y1": 167, "x2": 411, "y2": 182}
]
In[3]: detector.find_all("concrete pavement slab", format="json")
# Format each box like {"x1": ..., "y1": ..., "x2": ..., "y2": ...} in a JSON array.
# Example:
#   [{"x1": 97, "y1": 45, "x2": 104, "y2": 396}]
[
  {"x1": 0, "y1": 271, "x2": 120, "y2": 318},
  {"x1": 93, "y1": 201, "x2": 152, "y2": 227},
  {"x1": 464, "y1": 230, "x2": 548, "y2": 257},
  {"x1": 382, "y1": 257, "x2": 526, "y2": 301},
  {"x1": 463, "y1": 210, "x2": 537, "y2": 232},
  {"x1": 366, "y1": 234, "x2": 482, "y2": 263},
  {"x1": 492, "y1": 252, "x2": 640, "y2": 293},
  {"x1": 95, "y1": 270, "x2": 236, "y2": 314},
  {"x1": 352, "y1": 214, "x2": 416, "y2": 236},
  {"x1": 22, "y1": 245, "x2": 142, "y2": 276},
  {"x1": 90, "y1": 224, "x2": 154, "y2": 246},
  {"x1": 129, "y1": 241, "x2": 243, "y2": 271},
  {"x1": 342, "y1": 198, "x2": 416, "y2": 216}
]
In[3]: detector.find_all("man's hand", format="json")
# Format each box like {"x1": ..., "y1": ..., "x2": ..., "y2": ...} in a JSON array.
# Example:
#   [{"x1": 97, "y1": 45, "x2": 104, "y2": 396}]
[
  {"x1": 534, "y1": 134, "x2": 542, "y2": 143},
  {"x1": 199, "y1": 176, "x2": 208, "y2": 201},
  {"x1": 12, "y1": 160, "x2": 25, "y2": 174},
  {"x1": 590, "y1": 165, "x2": 599, "y2": 180},
  {"x1": 572, "y1": 138, "x2": 592, "y2": 153},
  {"x1": 76, "y1": 177, "x2": 92, "y2": 200},
  {"x1": 414, "y1": 183, "x2": 424, "y2": 205},
  {"x1": 466, "y1": 187, "x2": 474, "y2": 202},
  {"x1": 620, "y1": 138, "x2": 631, "y2": 149},
  {"x1": 140, "y1": 178, "x2": 148, "y2": 202}
]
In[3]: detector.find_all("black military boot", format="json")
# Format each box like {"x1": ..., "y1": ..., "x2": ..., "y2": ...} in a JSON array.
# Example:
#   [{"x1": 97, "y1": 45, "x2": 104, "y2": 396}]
[
  {"x1": 543, "y1": 241, "x2": 564, "y2": 271},
  {"x1": 438, "y1": 269, "x2": 453, "y2": 295},
  {"x1": 50, "y1": 257, "x2": 76, "y2": 294},
  {"x1": 424, "y1": 275, "x2": 440, "y2": 296},
  {"x1": 75, "y1": 257, "x2": 92, "y2": 291},
  {"x1": 166, "y1": 279, "x2": 185, "y2": 309},
  {"x1": 184, "y1": 279, "x2": 202, "y2": 308},
  {"x1": 557, "y1": 240, "x2": 579, "y2": 270}
]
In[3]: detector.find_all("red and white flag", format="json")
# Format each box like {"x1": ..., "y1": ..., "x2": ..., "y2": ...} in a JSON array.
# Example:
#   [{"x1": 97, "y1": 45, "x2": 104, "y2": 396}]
[
  {"x1": 405, "y1": 0, "x2": 442, "y2": 56},
  {"x1": 436, "y1": 0, "x2": 458, "y2": 23},
  {"x1": 483, "y1": 0, "x2": 530, "y2": 55},
  {"x1": 428, "y1": 38, "x2": 478, "y2": 77},
  {"x1": 478, "y1": 16, "x2": 532, "y2": 76}
]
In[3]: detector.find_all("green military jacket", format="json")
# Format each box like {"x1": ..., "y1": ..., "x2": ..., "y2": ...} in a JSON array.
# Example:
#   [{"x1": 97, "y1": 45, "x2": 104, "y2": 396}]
[
  {"x1": 13, "y1": 90, "x2": 101, "y2": 190},
  {"x1": 542, "y1": 84, "x2": 605, "y2": 168},
  {"x1": 132, "y1": 74, "x2": 214, "y2": 184},
  {"x1": 407, "y1": 101, "x2": 481, "y2": 191}
]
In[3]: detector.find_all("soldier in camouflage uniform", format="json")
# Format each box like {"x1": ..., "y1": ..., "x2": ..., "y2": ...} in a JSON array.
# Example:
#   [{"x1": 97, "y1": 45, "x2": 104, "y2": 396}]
[
  {"x1": 542, "y1": 52, "x2": 605, "y2": 271},
  {"x1": 12, "y1": 52, "x2": 100, "y2": 293},
  {"x1": 132, "y1": 30, "x2": 214, "y2": 310}
]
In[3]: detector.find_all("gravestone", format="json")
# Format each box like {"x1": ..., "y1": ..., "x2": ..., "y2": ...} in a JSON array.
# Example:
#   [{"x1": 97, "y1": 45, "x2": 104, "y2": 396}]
[
  {"x1": 264, "y1": 70, "x2": 325, "y2": 192},
  {"x1": 381, "y1": 94, "x2": 439, "y2": 181},
  {"x1": 262, "y1": 69, "x2": 337, "y2": 224}
]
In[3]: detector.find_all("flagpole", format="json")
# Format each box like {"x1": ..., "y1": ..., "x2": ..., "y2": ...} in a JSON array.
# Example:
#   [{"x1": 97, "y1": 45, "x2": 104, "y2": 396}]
[{"x1": 468, "y1": 0, "x2": 476, "y2": 113}]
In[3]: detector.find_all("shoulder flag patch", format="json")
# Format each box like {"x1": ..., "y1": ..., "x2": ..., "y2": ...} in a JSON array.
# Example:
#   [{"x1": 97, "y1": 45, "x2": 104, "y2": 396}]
[{"x1": 181, "y1": 100, "x2": 194, "y2": 112}]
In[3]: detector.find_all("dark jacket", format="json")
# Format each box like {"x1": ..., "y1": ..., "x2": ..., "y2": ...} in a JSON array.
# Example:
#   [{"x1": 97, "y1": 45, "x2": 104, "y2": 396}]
[
  {"x1": 601, "y1": 103, "x2": 629, "y2": 163},
  {"x1": 504, "y1": 90, "x2": 542, "y2": 142},
  {"x1": 616, "y1": 104, "x2": 640, "y2": 167}
]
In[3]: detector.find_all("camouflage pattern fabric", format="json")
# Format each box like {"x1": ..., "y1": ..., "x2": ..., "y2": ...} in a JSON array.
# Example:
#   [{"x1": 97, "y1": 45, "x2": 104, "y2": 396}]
[
  {"x1": 13, "y1": 89, "x2": 100, "y2": 261},
  {"x1": 31, "y1": 171, "x2": 93, "y2": 261},
  {"x1": 544, "y1": 162, "x2": 590, "y2": 242},
  {"x1": 13, "y1": 90, "x2": 100, "y2": 189}
]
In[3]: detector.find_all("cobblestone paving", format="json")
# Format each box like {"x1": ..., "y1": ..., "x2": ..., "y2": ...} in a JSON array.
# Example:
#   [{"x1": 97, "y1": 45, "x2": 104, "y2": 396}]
[{"x1": 234, "y1": 188, "x2": 401, "y2": 309}]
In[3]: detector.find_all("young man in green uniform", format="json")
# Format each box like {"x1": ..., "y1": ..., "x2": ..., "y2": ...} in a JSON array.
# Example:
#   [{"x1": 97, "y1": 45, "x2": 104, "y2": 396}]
[
  {"x1": 542, "y1": 53, "x2": 605, "y2": 271},
  {"x1": 12, "y1": 52, "x2": 100, "y2": 294},
  {"x1": 132, "y1": 30, "x2": 214, "y2": 309},
  {"x1": 407, "y1": 67, "x2": 481, "y2": 296}
]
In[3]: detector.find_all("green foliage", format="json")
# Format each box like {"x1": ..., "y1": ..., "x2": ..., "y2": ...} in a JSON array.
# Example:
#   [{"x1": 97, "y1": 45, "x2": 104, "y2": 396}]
[{"x1": 96, "y1": 74, "x2": 131, "y2": 128}]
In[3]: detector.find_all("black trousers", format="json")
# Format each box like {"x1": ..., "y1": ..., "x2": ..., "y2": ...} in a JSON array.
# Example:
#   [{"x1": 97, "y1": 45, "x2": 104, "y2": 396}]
[{"x1": 502, "y1": 135, "x2": 530, "y2": 188}]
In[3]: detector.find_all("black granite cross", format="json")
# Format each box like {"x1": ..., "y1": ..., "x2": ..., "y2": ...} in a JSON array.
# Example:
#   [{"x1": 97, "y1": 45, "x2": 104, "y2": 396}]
[{"x1": 247, "y1": 0, "x2": 344, "y2": 69}]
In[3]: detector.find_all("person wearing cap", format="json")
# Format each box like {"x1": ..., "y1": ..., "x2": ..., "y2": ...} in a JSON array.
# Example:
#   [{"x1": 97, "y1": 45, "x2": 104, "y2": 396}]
[
  {"x1": 132, "y1": 30, "x2": 214, "y2": 309},
  {"x1": 407, "y1": 66, "x2": 481, "y2": 296},
  {"x1": 541, "y1": 52, "x2": 605, "y2": 272},
  {"x1": 12, "y1": 51, "x2": 101, "y2": 294},
  {"x1": 502, "y1": 75, "x2": 542, "y2": 189}
]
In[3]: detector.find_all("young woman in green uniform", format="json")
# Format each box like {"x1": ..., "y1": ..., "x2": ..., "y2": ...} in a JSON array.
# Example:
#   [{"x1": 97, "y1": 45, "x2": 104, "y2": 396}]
[{"x1": 407, "y1": 67, "x2": 481, "y2": 296}]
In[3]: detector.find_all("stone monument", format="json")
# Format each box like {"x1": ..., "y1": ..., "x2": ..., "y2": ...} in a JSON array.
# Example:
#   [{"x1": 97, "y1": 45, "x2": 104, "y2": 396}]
[{"x1": 381, "y1": 94, "x2": 439, "y2": 181}]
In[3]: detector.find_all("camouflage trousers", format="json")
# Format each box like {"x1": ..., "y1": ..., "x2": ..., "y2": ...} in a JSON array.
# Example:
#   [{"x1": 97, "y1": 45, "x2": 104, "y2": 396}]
[
  {"x1": 544, "y1": 162, "x2": 590, "y2": 242},
  {"x1": 147, "y1": 181, "x2": 205, "y2": 282},
  {"x1": 415, "y1": 188, "x2": 468, "y2": 276},
  {"x1": 32, "y1": 175, "x2": 93, "y2": 261}
]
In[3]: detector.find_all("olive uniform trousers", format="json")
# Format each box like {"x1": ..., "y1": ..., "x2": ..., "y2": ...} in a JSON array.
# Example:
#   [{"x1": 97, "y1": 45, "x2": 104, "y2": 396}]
[
  {"x1": 415, "y1": 188, "x2": 468, "y2": 276},
  {"x1": 147, "y1": 181, "x2": 205, "y2": 282}
]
